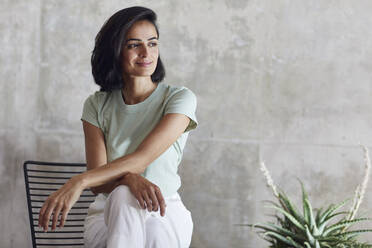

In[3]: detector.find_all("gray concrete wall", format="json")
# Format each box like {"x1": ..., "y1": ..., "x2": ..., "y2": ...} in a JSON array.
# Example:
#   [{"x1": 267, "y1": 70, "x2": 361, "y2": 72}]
[{"x1": 1, "y1": 0, "x2": 372, "y2": 247}]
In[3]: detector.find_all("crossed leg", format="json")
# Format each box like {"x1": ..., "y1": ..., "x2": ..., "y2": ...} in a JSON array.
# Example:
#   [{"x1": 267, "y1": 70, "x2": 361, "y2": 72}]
[{"x1": 84, "y1": 185, "x2": 193, "y2": 248}]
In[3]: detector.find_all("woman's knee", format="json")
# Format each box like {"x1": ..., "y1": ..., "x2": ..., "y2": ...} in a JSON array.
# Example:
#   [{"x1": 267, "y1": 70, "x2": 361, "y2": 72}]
[
  {"x1": 105, "y1": 185, "x2": 135, "y2": 223},
  {"x1": 107, "y1": 185, "x2": 137, "y2": 206},
  {"x1": 104, "y1": 185, "x2": 146, "y2": 226}
]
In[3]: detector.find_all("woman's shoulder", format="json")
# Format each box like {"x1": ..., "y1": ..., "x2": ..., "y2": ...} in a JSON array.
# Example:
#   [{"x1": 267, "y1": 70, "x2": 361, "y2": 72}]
[
  {"x1": 88, "y1": 90, "x2": 112, "y2": 99},
  {"x1": 83, "y1": 90, "x2": 115, "y2": 110},
  {"x1": 160, "y1": 83, "x2": 196, "y2": 100}
]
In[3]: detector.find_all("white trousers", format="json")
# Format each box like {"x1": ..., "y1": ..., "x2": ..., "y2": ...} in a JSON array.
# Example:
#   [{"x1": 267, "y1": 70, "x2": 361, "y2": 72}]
[{"x1": 84, "y1": 185, "x2": 193, "y2": 248}]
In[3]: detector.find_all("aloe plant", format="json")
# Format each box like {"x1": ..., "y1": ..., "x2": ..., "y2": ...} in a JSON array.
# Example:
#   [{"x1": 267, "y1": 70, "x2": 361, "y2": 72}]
[
  {"x1": 245, "y1": 146, "x2": 372, "y2": 247},
  {"x1": 251, "y1": 183, "x2": 372, "y2": 248}
]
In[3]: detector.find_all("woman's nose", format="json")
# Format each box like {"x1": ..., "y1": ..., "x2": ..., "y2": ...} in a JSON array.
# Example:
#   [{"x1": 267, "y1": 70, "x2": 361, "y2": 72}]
[{"x1": 139, "y1": 46, "x2": 149, "y2": 58}]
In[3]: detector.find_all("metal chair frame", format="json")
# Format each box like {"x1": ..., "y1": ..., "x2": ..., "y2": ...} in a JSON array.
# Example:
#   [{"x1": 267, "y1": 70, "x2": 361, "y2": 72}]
[{"x1": 23, "y1": 160, "x2": 95, "y2": 247}]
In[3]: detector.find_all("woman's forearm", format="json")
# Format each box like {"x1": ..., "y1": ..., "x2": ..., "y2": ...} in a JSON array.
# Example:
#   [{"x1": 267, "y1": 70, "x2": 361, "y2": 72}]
[
  {"x1": 90, "y1": 179, "x2": 120, "y2": 195},
  {"x1": 79, "y1": 151, "x2": 147, "y2": 189}
]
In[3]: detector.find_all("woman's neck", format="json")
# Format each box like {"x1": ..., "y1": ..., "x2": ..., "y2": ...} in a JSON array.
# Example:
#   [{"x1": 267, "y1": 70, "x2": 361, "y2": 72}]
[{"x1": 121, "y1": 76, "x2": 157, "y2": 105}]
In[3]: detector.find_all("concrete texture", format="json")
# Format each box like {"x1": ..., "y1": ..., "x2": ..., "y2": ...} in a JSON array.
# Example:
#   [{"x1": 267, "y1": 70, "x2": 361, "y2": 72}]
[{"x1": 1, "y1": 0, "x2": 372, "y2": 247}]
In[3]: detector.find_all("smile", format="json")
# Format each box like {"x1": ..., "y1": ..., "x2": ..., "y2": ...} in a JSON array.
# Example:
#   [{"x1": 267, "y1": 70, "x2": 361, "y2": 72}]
[{"x1": 136, "y1": 61, "x2": 153, "y2": 67}]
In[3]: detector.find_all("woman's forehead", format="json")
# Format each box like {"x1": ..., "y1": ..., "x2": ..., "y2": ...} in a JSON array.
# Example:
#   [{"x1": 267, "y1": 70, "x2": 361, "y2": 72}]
[{"x1": 126, "y1": 20, "x2": 158, "y2": 41}]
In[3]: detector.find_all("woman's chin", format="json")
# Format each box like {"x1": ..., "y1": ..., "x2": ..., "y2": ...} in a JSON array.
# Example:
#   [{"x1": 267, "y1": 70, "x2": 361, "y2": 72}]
[{"x1": 130, "y1": 69, "x2": 156, "y2": 77}]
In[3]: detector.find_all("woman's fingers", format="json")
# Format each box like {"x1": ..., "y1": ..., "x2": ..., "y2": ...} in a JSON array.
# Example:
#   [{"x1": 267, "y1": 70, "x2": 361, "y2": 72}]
[
  {"x1": 154, "y1": 187, "x2": 166, "y2": 216},
  {"x1": 52, "y1": 203, "x2": 63, "y2": 231},
  {"x1": 37, "y1": 177, "x2": 84, "y2": 232},
  {"x1": 38, "y1": 201, "x2": 49, "y2": 229},
  {"x1": 149, "y1": 187, "x2": 159, "y2": 212},
  {"x1": 142, "y1": 191, "x2": 153, "y2": 211},
  {"x1": 121, "y1": 174, "x2": 166, "y2": 215},
  {"x1": 42, "y1": 200, "x2": 57, "y2": 231},
  {"x1": 135, "y1": 192, "x2": 146, "y2": 209},
  {"x1": 59, "y1": 208, "x2": 69, "y2": 228}
]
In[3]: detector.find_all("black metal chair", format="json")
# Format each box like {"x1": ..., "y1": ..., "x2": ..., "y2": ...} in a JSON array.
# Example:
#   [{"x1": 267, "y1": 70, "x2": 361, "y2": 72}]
[{"x1": 23, "y1": 161, "x2": 96, "y2": 247}]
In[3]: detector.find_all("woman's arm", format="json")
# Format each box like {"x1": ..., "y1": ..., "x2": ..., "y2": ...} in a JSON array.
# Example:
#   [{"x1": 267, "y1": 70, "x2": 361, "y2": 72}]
[
  {"x1": 79, "y1": 113, "x2": 190, "y2": 188},
  {"x1": 39, "y1": 113, "x2": 190, "y2": 231},
  {"x1": 83, "y1": 120, "x2": 164, "y2": 213},
  {"x1": 82, "y1": 120, "x2": 122, "y2": 195}
]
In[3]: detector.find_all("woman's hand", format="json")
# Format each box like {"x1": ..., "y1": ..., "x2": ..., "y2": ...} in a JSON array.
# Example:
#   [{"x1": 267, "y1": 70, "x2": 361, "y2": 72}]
[
  {"x1": 119, "y1": 173, "x2": 166, "y2": 216},
  {"x1": 38, "y1": 175, "x2": 85, "y2": 232}
]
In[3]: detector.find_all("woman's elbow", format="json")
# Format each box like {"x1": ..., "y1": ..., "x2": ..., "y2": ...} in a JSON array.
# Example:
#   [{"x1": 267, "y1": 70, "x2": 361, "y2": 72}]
[{"x1": 90, "y1": 186, "x2": 99, "y2": 196}]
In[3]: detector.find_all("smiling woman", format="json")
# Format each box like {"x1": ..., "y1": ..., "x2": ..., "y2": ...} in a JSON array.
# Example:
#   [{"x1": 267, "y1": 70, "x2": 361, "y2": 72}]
[
  {"x1": 38, "y1": 6, "x2": 198, "y2": 248},
  {"x1": 91, "y1": 7, "x2": 165, "y2": 92},
  {"x1": 122, "y1": 20, "x2": 159, "y2": 79}
]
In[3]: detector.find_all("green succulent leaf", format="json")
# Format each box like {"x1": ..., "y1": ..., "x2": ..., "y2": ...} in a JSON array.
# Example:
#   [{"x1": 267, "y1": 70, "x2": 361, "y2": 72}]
[
  {"x1": 323, "y1": 218, "x2": 372, "y2": 236},
  {"x1": 264, "y1": 231, "x2": 303, "y2": 248},
  {"x1": 318, "y1": 198, "x2": 350, "y2": 224},
  {"x1": 269, "y1": 206, "x2": 306, "y2": 232},
  {"x1": 317, "y1": 211, "x2": 349, "y2": 233},
  {"x1": 250, "y1": 179, "x2": 372, "y2": 247},
  {"x1": 300, "y1": 181, "x2": 310, "y2": 224},
  {"x1": 278, "y1": 192, "x2": 305, "y2": 225},
  {"x1": 253, "y1": 223, "x2": 306, "y2": 242},
  {"x1": 305, "y1": 225, "x2": 315, "y2": 245},
  {"x1": 333, "y1": 229, "x2": 372, "y2": 238},
  {"x1": 315, "y1": 240, "x2": 320, "y2": 248},
  {"x1": 304, "y1": 198, "x2": 319, "y2": 235}
]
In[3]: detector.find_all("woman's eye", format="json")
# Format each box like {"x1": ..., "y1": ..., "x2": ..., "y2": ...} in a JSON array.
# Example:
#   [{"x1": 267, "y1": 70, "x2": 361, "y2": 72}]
[
  {"x1": 149, "y1": 42, "x2": 158, "y2": 47},
  {"x1": 127, "y1": 44, "x2": 139, "y2": 49}
]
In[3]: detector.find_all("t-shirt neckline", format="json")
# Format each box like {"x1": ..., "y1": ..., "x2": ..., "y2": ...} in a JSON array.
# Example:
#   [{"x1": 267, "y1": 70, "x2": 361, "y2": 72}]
[{"x1": 117, "y1": 83, "x2": 164, "y2": 113}]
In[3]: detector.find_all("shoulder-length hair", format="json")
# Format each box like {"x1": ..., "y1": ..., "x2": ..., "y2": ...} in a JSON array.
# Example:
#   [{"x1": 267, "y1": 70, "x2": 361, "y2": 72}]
[{"x1": 91, "y1": 6, "x2": 165, "y2": 92}]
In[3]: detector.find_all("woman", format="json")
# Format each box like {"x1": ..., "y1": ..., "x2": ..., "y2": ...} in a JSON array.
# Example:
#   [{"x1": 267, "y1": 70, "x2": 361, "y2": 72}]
[{"x1": 38, "y1": 6, "x2": 197, "y2": 248}]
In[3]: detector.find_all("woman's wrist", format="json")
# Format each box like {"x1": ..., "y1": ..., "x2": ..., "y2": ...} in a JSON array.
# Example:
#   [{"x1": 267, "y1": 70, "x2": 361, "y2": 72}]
[
  {"x1": 73, "y1": 173, "x2": 89, "y2": 190},
  {"x1": 76, "y1": 171, "x2": 135, "y2": 192},
  {"x1": 119, "y1": 172, "x2": 135, "y2": 185}
]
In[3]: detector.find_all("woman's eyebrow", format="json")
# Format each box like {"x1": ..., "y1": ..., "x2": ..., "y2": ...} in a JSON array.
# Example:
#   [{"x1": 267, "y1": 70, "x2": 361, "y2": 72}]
[{"x1": 126, "y1": 37, "x2": 158, "y2": 42}]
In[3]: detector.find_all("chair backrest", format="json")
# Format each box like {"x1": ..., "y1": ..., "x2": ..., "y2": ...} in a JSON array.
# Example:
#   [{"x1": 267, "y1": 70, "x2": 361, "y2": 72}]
[{"x1": 23, "y1": 161, "x2": 95, "y2": 248}]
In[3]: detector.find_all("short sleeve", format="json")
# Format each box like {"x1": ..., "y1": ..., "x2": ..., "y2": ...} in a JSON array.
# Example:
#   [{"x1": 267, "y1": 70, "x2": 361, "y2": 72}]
[
  {"x1": 164, "y1": 87, "x2": 198, "y2": 132},
  {"x1": 81, "y1": 93, "x2": 100, "y2": 128}
]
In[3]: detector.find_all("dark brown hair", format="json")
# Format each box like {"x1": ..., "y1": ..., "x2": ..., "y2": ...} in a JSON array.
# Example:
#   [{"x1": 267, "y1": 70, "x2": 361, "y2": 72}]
[{"x1": 91, "y1": 6, "x2": 165, "y2": 92}]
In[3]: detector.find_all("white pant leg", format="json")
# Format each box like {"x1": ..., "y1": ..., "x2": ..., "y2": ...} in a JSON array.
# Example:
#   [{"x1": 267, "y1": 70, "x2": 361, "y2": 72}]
[
  {"x1": 84, "y1": 213, "x2": 107, "y2": 248},
  {"x1": 84, "y1": 185, "x2": 193, "y2": 248},
  {"x1": 104, "y1": 185, "x2": 147, "y2": 248},
  {"x1": 84, "y1": 194, "x2": 108, "y2": 248},
  {"x1": 145, "y1": 193, "x2": 193, "y2": 248}
]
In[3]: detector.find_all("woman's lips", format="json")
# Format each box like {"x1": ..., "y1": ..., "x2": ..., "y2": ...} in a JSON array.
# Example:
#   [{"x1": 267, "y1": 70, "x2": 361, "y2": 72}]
[{"x1": 136, "y1": 61, "x2": 152, "y2": 67}]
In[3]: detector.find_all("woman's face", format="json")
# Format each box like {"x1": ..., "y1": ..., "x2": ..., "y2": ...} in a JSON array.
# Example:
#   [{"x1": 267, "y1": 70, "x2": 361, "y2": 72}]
[{"x1": 122, "y1": 20, "x2": 159, "y2": 79}]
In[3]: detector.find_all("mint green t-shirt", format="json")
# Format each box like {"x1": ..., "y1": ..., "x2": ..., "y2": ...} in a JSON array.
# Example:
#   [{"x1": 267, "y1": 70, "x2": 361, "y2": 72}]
[{"x1": 81, "y1": 82, "x2": 198, "y2": 198}]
